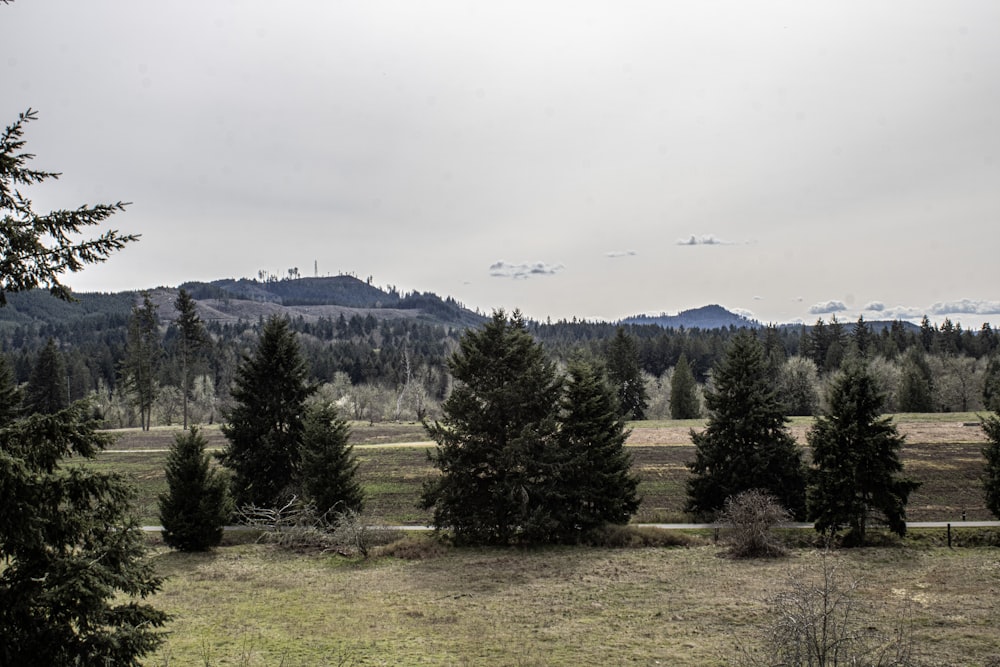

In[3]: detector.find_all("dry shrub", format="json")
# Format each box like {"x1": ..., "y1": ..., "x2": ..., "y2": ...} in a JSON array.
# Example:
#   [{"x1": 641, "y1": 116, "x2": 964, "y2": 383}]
[
  {"x1": 583, "y1": 524, "x2": 703, "y2": 548},
  {"x1": 379, "y1": 533, "x2": 450, "y2": 560},
  {"x1": 719, "y1": 489, "x2": 790, "y2": 558},
  {"x1": 236, "y1": 498, "x2": 400, "y2": 557},
  {"x1": 738, "y1": 550, "x2": 918, "y2": 667}
]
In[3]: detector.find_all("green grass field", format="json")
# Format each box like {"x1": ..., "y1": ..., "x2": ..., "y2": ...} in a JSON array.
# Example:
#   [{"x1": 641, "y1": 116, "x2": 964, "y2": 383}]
[{"x1": 101, "y1": 414, "x2": 994, "y2": 525}]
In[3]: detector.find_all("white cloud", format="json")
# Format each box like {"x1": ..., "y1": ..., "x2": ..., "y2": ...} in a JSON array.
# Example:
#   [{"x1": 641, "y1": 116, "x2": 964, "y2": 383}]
[
  {"x1": 864, "y1": 301, "x2": 886, "y2": 312},
  {"x1": 606, "y1": 250, "x2": 638, "y2": 258},
  {"x1": 489, "y1": 261, "x2": 565, "y2": 280},
  {"x1": 808, "y1": 300, "x2": 847, "y2": 315},
  {"x1": 929, "y1": 299, "x2": 1000, "y2": 316},
  {"x1": 676, "y1": 234, "x2": 730, "y2": 246},
  {"x1": 753, "y1": 295, "x2": 764, "y2": 301}
]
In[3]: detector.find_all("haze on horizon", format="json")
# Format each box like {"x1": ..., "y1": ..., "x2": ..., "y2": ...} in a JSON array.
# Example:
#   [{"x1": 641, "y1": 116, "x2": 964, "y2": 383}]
[{"x1": 4, "y1": 1, "x2": 999, "y2": 327}]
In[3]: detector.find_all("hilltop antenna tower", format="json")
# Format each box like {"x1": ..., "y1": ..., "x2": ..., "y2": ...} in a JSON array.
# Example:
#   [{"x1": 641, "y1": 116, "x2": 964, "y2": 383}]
[{"x1": 314, "y1": 260, "x2": 318, "y2": 278}]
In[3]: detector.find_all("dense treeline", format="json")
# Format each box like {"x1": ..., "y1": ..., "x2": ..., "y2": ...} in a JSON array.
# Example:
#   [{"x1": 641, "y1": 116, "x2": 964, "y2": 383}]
[{"x1": 1, "y1": 287, "x2": 998, "y2": 427}]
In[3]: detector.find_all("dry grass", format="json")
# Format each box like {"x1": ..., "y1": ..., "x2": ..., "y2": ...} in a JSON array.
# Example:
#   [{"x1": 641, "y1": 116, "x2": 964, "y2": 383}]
[{"x1": 145, "y1": 540, "x2": 1000, "y2": 666}]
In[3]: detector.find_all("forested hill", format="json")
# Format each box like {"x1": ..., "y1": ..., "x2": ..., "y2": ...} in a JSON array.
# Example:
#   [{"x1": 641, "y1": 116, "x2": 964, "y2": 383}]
[
  {"x1": 622, "y1": 304, "x2": 759, "y2": 329},
  {"x1": 0, "y1": 276, "x2": 485, "y2": 330}
]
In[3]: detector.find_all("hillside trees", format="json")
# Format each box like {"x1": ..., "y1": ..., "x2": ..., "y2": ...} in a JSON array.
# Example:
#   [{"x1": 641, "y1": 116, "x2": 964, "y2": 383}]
[
  {"x1": 686, "y1": 330, "x2": 807, "y2": 519},
  {"x1": 897, "y1": 347, "x2": 934, "y2": 412},
  {"x1": 807, "y1": 362, "x2": 919, "y2": 545},
  {"x1": 122, "y1": 292, "x2": 160, "y2": 430},
  {"x1": 158, "y1": 426, "x2": 232, "y2": 551},
  {"x1": 219, "y1": 315, "x2": 313, "y2": 509}
]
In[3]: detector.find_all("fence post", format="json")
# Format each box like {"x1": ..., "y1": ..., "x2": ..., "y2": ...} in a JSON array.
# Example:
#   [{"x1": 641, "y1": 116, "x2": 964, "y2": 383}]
[{"x1": 947, "y1": 523, "x2": 952, "y2": 549}]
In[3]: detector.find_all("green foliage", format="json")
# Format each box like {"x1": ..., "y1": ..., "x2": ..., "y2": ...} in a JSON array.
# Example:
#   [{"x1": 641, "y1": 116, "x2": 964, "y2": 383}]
[
  {"x1": 299, "y1": 403, "x2": 364, "y2": 517},
  {"x1": 172, "y1": 288, "x2": 209, "y2": 429},
  {"x1": 897, "y1": 347, "x2": 934, "y2": 412},
  {"x1": 422, "y1": 310, "x2": 563, "y2": 545},
  {"x1": 669, "y1": 353, "x2": 700, "y2": 419},
  {"x1": 219, "y1": 315, "x2": 314, "y2": 509},
  {"x1": 0, "y1": 109, "x2": 137, "y2": 305},
  {"x1": 159, "y1": 426, "x2": 232, "y2": 551},
  {"x1": 21, "y1": 336, "x2": 68, "y2": 414},
  {"x1": 983, "y1": 355, "x2": 1000, "y2": 413},
  {"x1": 775, "y1": 356, "x2": 820, "y2": 416},
  {"x1": 551, "y1": 358, "x2": 639, "y2": 541},
  {"x1": 605, "y1": 326, "x2": 648, "y2": 419},
  {"x1": 686, "y1": 330, "x2": 806, "y2": 519},
  {"x1": 121, "y1": 291, "x2": 160, "y2": 430},
  {"x1": 0, "y1": 402, "x2": 168, "y2": 664},
  {"x1": 982, "y1": 412, "x2": 1000, "y2": 519},
  {"x1": 0, "y1": 354, "x2": 20, "y2": 423},
  {"x1": 807, "y1": 362, "x2": 919, "y2": 545}
]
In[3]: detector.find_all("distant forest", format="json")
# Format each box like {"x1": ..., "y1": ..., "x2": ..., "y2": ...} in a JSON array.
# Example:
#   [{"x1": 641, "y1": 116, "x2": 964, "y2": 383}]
[{"x1": 1, "y1": 285, "x2": 998, "y2": 428}]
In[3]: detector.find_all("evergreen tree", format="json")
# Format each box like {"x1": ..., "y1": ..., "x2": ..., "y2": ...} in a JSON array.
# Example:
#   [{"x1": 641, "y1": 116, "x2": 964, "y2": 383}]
[
  {"x1": 983, "y1": 355, "x2": 1000, "y2": 413},
  {"x1": 421, "y1": 310, "x2": 563, "y2": 545},
  {"x1": 807, "y1": 362, "x2": 919, "y2": 545},
  {"x1": 219, "y1": 315, "x2": 314, "y2": 509},
  {"x1": 21, "y1": 336, "x2": 68, "y2": 415},
  {"x1": 173, "y1": 288, "x2": 209, "y2": 429},
  {"x1": 982, "y1": 412, "x2": 1000, "y2": 519},
  {"x1": 605, "y1": 326, "x2": 648, "y2": 419},
  {"x1": 897, "y1": 347, "x2": 934, "y2": 412},
  {"x1": 552, "y1": 358, "x2": 639, "y2": 541},
  {"x1": 669, "y1": 353, "x2": 700, "y2": 419},
  {"x1": 686, "y1": 330, "x2": 806, "y2": 519},
  {"x1": 122, "y1": 292, "x2": 160, "y2": 430},
  {"x1": 158, "y1": 426, "x2": 232, "y2": 552},
  {"x1": 0, "y1": 106, "x2": 164, "y2": 664},
  {"x1": 0, "y1": 355, "x2": 20, "y2": 424},
  {"x1": 0, "y1": 109, "x2": 137, "y2": 304},
  {"x1": 299, "y1": 403, "x2": 364, "y2": 517},
  {"x1": 851, "y1": 315, "x2": 872, "y2": 359},
  {"x1": 0, "y1": 403, "x2": 168, "y2": 664}
]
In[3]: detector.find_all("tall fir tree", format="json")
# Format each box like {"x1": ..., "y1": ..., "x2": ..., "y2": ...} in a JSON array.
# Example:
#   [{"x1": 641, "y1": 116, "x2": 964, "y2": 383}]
[
  {"x1": 0, "y1": 403, "x2": 168, "y2": 663},
  {"x1": 173, "y1": 288, "x2": 209, "y2": 429},
  {"x1": 982, "y1": 412, "x2": 1000, "y2": 519},
  {"x1": 21, "y1": 336, "x2": 68, "y2": 415},
  {"x1": 0, "y1": 354, "x2": 21, "y2": 424},
  {"x1": 807, "y1": 361, "x2": 919, "y2": 545},
  {"x1": 219, "y1": 315, "x2": 314, "y2": 509},
  {"x1": 158, "y1": 426, "x2": 232, "y2": 552},
  {"x1": 605, "y1": 326, "x2": 648, "y2": 420},
  {"x1": 122, "y1": 291, "x2": 160, "y2": 430},
  {"x1": 686, "y1": 330, "x2": 806, "y2": 519},
  {"x1": 897, "y1": 346, "x2": 934, "y2": 412},
  {"x1": 1, "y1": 106, "x2": 163, "y2": 665},
  {"x1": 552, "y1": 358, "x2": 639, "y2": 541},
  {"x1": 669, "y1": 353, "x2": 700, "y2": 419},
  {"x1": 421, "y1": 310, "x2": 563, "y2": 545},
  {"x1": 299, "y1": 403, "x2": 364, "y2": 517}
]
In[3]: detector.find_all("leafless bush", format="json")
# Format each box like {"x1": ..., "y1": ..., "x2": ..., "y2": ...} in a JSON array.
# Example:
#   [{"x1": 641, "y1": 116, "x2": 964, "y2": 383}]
[
  {"x1": 719, "y1": 489, "x2": 790, "y2": 558},
  {"x1": 330, "y1": 508, "x2": 402, "y2": 558},
  {"x1": 739, "y1": 550, "x2": 917, "y2": 666},
  {"x1": 236, "y1": 498, "x2": 400, "y2": 557}
]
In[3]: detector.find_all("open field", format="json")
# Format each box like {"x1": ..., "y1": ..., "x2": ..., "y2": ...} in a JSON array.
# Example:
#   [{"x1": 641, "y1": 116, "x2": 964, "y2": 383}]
[
  {"x1": 145, "y1": 539, "x2": 1000, "y2": 666},
  {"x1": 100, "y1": 413, "x2": 994, "y2": 525}
]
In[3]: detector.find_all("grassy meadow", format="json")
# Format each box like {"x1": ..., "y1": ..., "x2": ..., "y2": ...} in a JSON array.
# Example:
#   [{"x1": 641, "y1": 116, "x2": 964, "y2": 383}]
[{"x1": 90, "y1": 413, "x2": 1000, "y2": 665}]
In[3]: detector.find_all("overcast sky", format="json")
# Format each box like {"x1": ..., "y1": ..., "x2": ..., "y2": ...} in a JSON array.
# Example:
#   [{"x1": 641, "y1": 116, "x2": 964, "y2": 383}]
[{"x1": 4, "y1": 1, "x2": 999, "y2": 325}]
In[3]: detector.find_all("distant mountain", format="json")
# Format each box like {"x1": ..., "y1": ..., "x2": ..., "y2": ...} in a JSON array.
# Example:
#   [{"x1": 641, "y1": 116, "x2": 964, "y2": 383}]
[{"x1": 622, "y1": 304, "x2": 759, "y2": 330}]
